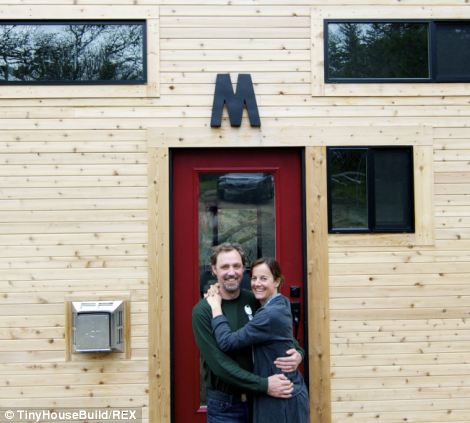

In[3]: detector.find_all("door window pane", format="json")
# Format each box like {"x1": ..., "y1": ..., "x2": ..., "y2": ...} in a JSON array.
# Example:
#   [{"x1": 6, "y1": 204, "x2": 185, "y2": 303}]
[
  {"x1": 373, "y1": 148, "x2": 414, "y2": 230},
  {"x1": 0, "y1": 21, "x2": 145, "y2": 83},
  {"x1": 198, "y1": 172, "x2": 276, "y2": 294},
  {"x1": 435, "y1": 22, "x2": 470, "y2": 81},
  {"x1": 326, "y1": 22, "x2": 429, "y2": 80},
  {"x1": 329, "y1": 149, "x2": 368, "y2": 231}
]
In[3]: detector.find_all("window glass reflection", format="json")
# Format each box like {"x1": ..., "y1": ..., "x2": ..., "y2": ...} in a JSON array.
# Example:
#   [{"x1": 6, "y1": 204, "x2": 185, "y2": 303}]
[
  {"x1": 328, "y1": 147, "x2": 414, "y2": 233},
  {"x1": 198, "y1": 172, "x2": 276, "y2": 295},
  {"x1": 327, "y1": 22, "x2": 429, "y2": 80},
  {"x1": 0, "y1": 22, "x2": 145, "y2": 83},
  {"x1": 329, "y1": 149, "x2": 368, "y2": 230}
]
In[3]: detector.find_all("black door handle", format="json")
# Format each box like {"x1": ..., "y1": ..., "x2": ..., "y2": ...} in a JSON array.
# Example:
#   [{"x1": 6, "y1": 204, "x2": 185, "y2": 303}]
[
  {"x1": 290, "y1": 301, "x2": 301, "y2": 340},
  {"x1": 290, "y1": 285, "x2": 301, "y2": 298}
]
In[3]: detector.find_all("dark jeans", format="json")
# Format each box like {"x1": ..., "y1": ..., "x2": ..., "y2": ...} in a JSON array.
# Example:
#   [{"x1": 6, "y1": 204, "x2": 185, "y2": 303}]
[{"x1": 206, "y1": 389, "x2": 249, "y2": 423}]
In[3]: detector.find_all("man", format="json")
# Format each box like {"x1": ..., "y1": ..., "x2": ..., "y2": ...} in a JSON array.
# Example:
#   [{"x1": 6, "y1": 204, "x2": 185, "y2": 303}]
[{"x1": 192, "y1": 242, "x2": 303, "y2": 423}]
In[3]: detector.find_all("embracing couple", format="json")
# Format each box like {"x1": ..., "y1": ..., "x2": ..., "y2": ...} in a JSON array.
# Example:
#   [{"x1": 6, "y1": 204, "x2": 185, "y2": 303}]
[{"x1": 192, "y1": 242, "x2": 310, "y2": 423}]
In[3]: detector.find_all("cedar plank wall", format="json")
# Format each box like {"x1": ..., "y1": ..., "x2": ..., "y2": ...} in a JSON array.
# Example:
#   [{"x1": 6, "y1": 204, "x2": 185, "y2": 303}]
[{"x1": 0, "y1": 1, "x2": 470, "y2": 423}]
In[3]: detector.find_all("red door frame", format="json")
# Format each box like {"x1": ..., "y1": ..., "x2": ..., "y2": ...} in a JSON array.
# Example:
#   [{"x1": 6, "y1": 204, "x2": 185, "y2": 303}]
[{"x1": 171, "y1": 148, "x2": 306, "y2": 423}]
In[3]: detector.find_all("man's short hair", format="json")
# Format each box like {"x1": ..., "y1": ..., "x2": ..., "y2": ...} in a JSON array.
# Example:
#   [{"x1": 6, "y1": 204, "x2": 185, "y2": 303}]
[{"x1": 209, "y1": 242, "x2": 246, "y2": 267}]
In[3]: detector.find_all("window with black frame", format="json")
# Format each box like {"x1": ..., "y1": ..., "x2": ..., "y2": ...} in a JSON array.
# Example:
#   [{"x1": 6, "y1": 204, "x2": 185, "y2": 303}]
[
  {"x1": 327, "y1": 146, "x2": 414, "y2": 233},
  {"x1": 0, "y1": 21, "x2": 146, "y2": 84},
  {"x1": 325, "y1": 20, "x2": 470, "y2": 83},
  {"x1": 435, "y1": 21, "x2": 470, "y2": 81}
]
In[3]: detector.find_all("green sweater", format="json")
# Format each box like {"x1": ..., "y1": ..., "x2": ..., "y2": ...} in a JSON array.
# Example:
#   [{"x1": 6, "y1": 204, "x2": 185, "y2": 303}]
[{"x1": 192, "y1": 289, "x2": 268, "y2": 395}]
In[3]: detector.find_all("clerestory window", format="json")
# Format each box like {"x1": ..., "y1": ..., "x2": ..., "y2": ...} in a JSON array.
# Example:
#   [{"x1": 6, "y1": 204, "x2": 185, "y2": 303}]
[
  {"x1": 325, "y1": 20, "x2": 470, "y2": 83},
  {"x1": 0, "y1": 21, "x2": 146, "y2": 84}
]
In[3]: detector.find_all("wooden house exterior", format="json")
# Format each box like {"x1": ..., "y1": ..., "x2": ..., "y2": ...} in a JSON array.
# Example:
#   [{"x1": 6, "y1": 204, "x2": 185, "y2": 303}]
[{"x1": 0, "y1": 1, "x2": 469, "y2": 422}]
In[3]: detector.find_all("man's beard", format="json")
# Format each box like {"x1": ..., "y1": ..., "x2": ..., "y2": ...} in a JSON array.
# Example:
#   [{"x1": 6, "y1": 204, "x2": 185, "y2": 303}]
[{"x1": 222, "y1": 277, "x2": 240, "y2": 293}]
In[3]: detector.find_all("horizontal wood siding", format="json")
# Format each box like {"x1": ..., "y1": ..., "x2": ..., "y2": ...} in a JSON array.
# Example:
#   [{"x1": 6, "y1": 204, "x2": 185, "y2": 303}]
[
  {"x1": 0, "y1": 126, "x2": 149, "y2": 415},
  {"x1": 1, "y1": 1, "x2": 470, "y2": 423}
]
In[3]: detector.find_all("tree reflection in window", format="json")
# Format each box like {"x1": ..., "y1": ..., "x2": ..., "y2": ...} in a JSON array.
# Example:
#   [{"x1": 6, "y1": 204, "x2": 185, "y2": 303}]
[
  {"x1": 329, "y1": 148, "x2": 368, "y2": 230},
  {"x1": 327, "y1": 22, "x2": 429, "y2": 80},
  {"x1": 0, "y1": 22, "x2": 145, "y2": 83},
  {"x1": 327, "y1": 147, "x2": 414, "y2": 233}
]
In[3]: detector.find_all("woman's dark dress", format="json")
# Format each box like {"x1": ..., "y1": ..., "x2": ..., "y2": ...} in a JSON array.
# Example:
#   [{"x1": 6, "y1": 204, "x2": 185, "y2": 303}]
[{"x1": 211, "y1": 294, "x2": 309, "y2": 423}]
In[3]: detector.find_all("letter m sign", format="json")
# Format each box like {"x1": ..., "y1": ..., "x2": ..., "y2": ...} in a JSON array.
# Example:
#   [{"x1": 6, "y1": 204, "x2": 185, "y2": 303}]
[{"x1": 210, "y1": 74, "x2": 261, "y2": 128}]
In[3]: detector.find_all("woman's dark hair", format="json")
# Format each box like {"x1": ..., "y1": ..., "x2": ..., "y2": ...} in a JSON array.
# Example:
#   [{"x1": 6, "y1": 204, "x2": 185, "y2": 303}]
[{"x1": 250, "y1": 257, "x2": 285, "y2": 289}]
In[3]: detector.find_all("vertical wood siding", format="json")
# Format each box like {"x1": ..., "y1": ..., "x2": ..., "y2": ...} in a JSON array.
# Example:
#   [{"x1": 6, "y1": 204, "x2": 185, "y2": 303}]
[{"x1": 1, "y1": 1, "x2": 470, "y2": 423}]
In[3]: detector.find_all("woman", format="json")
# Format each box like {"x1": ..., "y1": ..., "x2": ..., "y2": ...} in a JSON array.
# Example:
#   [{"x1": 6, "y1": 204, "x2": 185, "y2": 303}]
[{"x1": 206, "y1": 257, "x2": 310, "y2": 423}]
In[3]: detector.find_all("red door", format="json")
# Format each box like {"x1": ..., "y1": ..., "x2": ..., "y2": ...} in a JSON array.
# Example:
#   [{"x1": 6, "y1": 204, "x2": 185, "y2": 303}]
[{"x1": 172, "y1": 148, "x2": 305, "y2": 423}]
